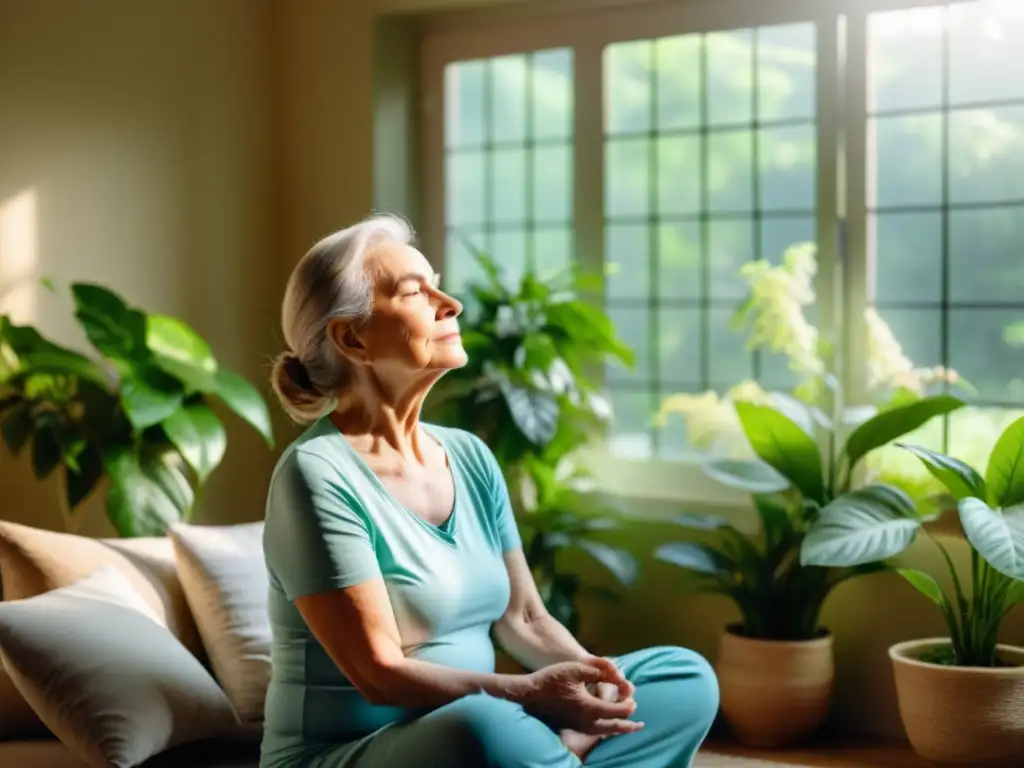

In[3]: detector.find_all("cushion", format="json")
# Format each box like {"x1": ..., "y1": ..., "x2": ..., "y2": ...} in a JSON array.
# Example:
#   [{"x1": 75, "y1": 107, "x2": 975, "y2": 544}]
[
  {"x1": 169, "y1": 522, "x2": 270, "y2": 722},
  {"x1": 0, "y1": 521, "x2": 203, "y2": 656},
  {"x1": 0, "y1": 566, "x2": 238, "y2": 768}
]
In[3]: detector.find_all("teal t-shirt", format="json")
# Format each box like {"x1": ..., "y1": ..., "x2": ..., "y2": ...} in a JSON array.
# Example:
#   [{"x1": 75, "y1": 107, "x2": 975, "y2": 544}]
[{"x1": 259, "y1": 419, "x2": 522, "y2": 768}]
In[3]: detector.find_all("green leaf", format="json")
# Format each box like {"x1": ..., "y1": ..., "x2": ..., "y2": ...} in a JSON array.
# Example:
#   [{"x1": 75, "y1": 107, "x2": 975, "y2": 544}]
[
  {"x1": 104, "y1": 446, "x2": 192, "y2": 537},
  {"x1": 662, "y1": 512, "x2": 733, "y2": 530},
  {"x1": 800, "y1": 484, "x2": 921, "y2": 567},
  {"x1": 146, "y1": 314, "x2": 219, "y2": 392},
  {"x1": 985, "y1": 416, "x2": 1024, "y2": 509},
  {"x1": 841, "y1": 394, "x2": 966, "y2": 475},
  {"x1": 66, "y1": 443, "x2": 104, "y2": 509},
  {"x1": 499, "y1": 379, "x2": 558, "y2": 446},
  {"x1": 120, "y1": 366, "x2": 184, "y2": 430},
  {"x1": 896, "y1": 443, "x2": 987, "y2": 501},
  {"x1": 213, "y1": 369, "x2": 274, "y2": 447},
  {"x1": 1, "y1": 321, "x2": 108, "y2": 386},
  {"x1": 703, "y1": 457, "x2": 791, "y2": 494},
  {"x1": 71, "y1": 283, "x2": 148, "y2": 366},
  {"x1": 1003, "y1": 579, "x2": 1024, "y2": 611},
  {"x1": 30, "y1": 424, "x2": 61, "y2": 479},
  {"x1": 896, "y1": 568, "x2": 950, "y2": 609},
  {"x1": 161, "y1": 404, "x2": 227, "y2": 483},
  {"x1": 754, "y1": 493, "x2": 796, "y2": 558},
  {"x1": 576, "y1": 540, "x2": 638, "y2": 587},
  {"x1": 1, "y1": 400, "x2": 33, "y2": 455},
  {"x1": 655, "y1": 542, "x2": 732, "y2": 577},
  {"x1": 958, "y1": 498, "x2": 1024, "y2": 581},
  {"x1": 733, "y1": 401, "x2": 825, "y2": 502},
  {"x1": 769, "y1": 391, "x2": 830, "y2": 433}
]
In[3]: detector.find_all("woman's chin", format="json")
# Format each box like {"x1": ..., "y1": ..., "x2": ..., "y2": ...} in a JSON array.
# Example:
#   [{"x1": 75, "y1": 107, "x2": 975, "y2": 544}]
[{"x1": 431, "y1": 348, "x2": 469, "y2": 370}]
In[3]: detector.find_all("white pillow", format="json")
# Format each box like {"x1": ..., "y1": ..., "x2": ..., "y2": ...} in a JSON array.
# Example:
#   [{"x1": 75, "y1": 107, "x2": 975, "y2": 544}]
[
  {"x1": 169, "y1": 521, "x2": 271, "y2": 722},
  {"x1": 0, "y1": 566, "x2": 238, "y2": 768}
]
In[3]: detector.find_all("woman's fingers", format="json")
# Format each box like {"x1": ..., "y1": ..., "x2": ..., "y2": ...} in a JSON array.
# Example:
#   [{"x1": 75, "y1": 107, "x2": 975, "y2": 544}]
[
  {"x1": 580, "y1": 718, "x2": 646, "y2": 736},
  {"x1": 580, "y1": 691, "x2": 636, "y2": 720}
]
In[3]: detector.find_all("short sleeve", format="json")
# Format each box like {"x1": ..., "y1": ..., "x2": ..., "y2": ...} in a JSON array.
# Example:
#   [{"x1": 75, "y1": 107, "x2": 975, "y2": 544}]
[
  {"x1": 459, "y1": 431, "x2": 522, "y2": 553},
  {"x1": 264, "y1": 450, "x2": 381, "y2": 601}
]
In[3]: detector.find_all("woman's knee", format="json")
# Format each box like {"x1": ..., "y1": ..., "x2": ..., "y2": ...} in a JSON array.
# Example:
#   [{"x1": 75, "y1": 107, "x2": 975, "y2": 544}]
[
  {"x1": 429, "y1": 694, "x2": 525, "y2": 761},
  {"x1": 662, "y1": 646, "x2": 720, "y2": 723}
]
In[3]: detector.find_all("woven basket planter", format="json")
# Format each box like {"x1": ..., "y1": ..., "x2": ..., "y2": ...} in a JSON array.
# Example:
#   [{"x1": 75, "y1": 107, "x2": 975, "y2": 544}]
[
  {"x1": 890, "y1": 638, "x2": 1024, "y2": 766},
  {"x1": 716, "y1": 626, "x2": 834, "y2": 748}
]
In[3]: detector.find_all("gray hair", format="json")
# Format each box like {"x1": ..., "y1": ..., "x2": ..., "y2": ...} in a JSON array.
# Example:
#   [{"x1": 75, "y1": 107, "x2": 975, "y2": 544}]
[{"x1": 270, "y1": 213, "x2": 414, "y2": 423}]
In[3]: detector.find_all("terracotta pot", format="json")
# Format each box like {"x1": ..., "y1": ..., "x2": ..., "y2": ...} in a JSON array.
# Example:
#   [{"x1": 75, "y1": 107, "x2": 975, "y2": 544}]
[
  {"x1": 890, "y1": 638, "x2": 1024, "y2": 766},
  {"x1": 715, "y1": 625, "x2": 834, "y2": 748}
]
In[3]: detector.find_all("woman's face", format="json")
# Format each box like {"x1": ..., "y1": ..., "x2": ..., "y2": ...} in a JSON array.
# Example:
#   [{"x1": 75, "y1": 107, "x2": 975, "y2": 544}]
[{"x1": 330, "y1": 241, "x2": 467, "y2": 381}]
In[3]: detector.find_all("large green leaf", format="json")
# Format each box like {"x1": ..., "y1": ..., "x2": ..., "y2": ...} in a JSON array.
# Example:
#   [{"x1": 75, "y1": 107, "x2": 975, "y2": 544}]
[
  {"x1": 733, "y1": 401, "x2": 825, "y2": 502},
  {"x1": 146, "y1": 314, "x2": 219, "y2": 392},
  {"x1": 800, "y1": 484, "x2": 921, "y2": 567},
  {"x1": 544, "y1": 300, "x2": 634, "y2": 367},
  {"x1": 161, "y1": 404, "x2": 227, "y2": 483},
  {"x1": 897, "y1": 568, "x2": 950, "y2": 610},
  {"x1": 30, "y1": 423, "x2": 62, "y2": 480},
  {"x1": 120, "y1": 366, "x2": 184, "y2": 430},
  {"x1": 104, "y1": 446, "x2": 193, "y2": 537},
  {"x1": 958, "y1": 498, "x2": 1024, "y2": 581},
  {"x1": 703, "y1": 457, "x2": 791, "y2": 494},
  {"x1": 841, "y1": 395, "x2": 966, "y2": 475},
  {"x1": 655, "y1": 542, "x2": 732, "y2": 577},
  {"x1": 985, "y1": 416, "x2": 1024, "y2": 509},
  {"x1": 71, "y1": 283, "x2": 148, "y2": 366},
  {"x1": 896, "y1": 443, "x2": 987, "y2": 501},
  {"x1": 576, "y1": 540, "x2": 638, "y2": 587},
  {"x1": 66, "y1": 442, "x2": 104, "y2": 509},
  {"x1": 214, "y1": 369, "x2": 274, "y2": 447},
  {"x1": 499, "y1": 379, "x2": 558, "y2": 446},
  {"x1": 1, "y1": 321, "x2": 108, "y2": 386}
]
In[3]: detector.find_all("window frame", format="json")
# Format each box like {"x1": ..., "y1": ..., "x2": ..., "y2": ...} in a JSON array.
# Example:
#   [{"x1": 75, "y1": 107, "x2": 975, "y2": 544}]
[{"x1": 420, "y1": 0, "x2": 972, "y2": 505}]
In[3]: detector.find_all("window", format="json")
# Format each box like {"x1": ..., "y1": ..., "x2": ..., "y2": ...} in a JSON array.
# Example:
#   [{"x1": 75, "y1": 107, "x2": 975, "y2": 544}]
[{"x1": 422, "y1": 0, "x2": 1024, "y2": 501}]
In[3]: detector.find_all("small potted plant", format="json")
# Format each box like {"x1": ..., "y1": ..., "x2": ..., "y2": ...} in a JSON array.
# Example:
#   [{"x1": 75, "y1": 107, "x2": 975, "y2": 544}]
[
  {"x1": 656, "y1": 386, "x2": 962, "y2": 748},
  {"x1": 801, "y1": 416, "x2": 1024, "y2": 765}
]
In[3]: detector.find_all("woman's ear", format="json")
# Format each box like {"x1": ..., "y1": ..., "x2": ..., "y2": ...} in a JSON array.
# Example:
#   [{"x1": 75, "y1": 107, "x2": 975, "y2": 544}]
[{"x1": 326, "y1": 318, "x2": 369, "y2": 364}]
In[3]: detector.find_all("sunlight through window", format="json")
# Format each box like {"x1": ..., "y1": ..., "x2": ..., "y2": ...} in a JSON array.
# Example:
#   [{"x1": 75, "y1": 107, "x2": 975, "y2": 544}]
[{"x1": 0, "y1": 189, "x2": 39, "y2": 324}]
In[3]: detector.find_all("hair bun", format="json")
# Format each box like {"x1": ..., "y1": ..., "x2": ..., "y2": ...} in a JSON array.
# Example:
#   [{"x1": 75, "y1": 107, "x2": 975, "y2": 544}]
[
  {"x1": 270, "y1": 351, "x2": 332, "y2": 423},
  {"x1": 281, "y1": 353, "x2": 315, "y2": 392}
]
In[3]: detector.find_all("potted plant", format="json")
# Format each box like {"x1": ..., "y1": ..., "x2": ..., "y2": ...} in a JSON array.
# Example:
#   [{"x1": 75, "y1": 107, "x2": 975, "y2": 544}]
[
  {"x1": 0, "y1": 281, "x2": 274, "y2": 536},
  {"x1": 801, "y1": 416, "x2": 1024, "y2": 765},
  {"x1": 656, "y1": 384, "x2": 962, "y2": 747},
  {"x1": 426, "y1": 250, "x2": 638, "y2": 632}
]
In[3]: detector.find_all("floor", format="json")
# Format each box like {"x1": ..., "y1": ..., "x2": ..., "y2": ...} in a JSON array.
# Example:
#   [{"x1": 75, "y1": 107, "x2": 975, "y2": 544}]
[{"x1": 702, "y1": 737, "x2": 924, "y2": 767}]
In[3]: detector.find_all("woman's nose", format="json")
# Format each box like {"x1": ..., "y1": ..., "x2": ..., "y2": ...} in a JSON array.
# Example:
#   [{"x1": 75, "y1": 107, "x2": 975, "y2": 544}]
[{"x1": 436, "y1": 291, "x2": 462, "y2": 319}]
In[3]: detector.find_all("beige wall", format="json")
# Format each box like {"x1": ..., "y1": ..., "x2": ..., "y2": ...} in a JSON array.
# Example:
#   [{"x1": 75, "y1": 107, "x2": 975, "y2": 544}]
[{"x1": 2, "y1": 0, "x2": 1020, "y2": 744}]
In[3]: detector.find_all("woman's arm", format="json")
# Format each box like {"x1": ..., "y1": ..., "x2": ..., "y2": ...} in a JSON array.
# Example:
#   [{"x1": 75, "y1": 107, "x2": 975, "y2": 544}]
[{"x1": 492, "y1": 548, "x2": 597, "y2": 671}]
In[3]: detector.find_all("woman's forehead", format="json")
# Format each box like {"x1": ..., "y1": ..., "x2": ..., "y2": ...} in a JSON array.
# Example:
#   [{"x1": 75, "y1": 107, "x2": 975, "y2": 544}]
[{"x1": 368, "y1": 241, "x2": 430, "y2": 274}]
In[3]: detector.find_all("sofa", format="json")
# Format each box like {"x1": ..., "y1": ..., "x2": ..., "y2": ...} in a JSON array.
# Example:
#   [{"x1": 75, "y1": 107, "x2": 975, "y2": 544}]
[{"x1": 0, "y1": 520, "x2": 271, "y2": 768}]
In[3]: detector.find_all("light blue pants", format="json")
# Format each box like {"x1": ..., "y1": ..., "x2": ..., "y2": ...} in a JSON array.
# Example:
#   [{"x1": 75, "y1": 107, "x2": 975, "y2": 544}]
[{"x1": 321, "y1": 646, "x2": 719, "y2": 768}]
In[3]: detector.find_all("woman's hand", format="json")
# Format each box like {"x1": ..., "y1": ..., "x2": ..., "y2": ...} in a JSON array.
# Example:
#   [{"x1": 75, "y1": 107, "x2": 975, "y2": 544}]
[{"x1": 513, "y1": 656, "x2": 644, "y2": 736}]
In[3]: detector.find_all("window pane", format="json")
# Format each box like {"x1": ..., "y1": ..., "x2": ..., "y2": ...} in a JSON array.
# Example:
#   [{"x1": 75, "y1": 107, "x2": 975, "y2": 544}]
[
  {"x1": 606, "y1": 307, "x2": 650, "y2": 383},
  {"x1": 658, "y1": 222, "x2": 701, "y2": 300},
  {"x1": 605, "y1": 40, "x2": 651, "y2": 135},
  {"x1": 759, "y1": 124, "x2": 815, "y2": 211},
  {"x1": 491, "y1": 148, "x2": 526, "y2": 223},
  {"x1": 532, "y1": 49, "x2": 573, "y2": 140},
  {"x1": 658, "y1": 307, "x2": 701, "y2": 385},
  {"x1": 533, "y1": 144, "x2": 571, "y2": 222},
  {"x1": 445, "y1": 60, "x2": 485, "y2": 147},
  {"x1": 950, "y1": 207, "x2": 1024, "y2": 304},
  {"x1": 706, "y1": 30, "x2": 753, "y2": 127},
  {"x1": 606, "y1": 138, "x2": 650, "y2": 217},
  {"x1": 949, "y1": 0, "x2": 1024, "y2": 106},
  {"x1": 949, "y1": 106, "x2": 1024, "y2": 205},
  {"x1": 875, "y1": 307, "x2": 943, "y2": 371},
  {"x1": 708, "y1": 306, "x2": 753, "y2": 384},
  {"x1": 657, "y1": 135, "x2": 701, "y2": 215},
  {"x1": 490, "y1": 55, "x2": 527, "y2": 143},
  {"x1": 950, "y1": 309, "x2": 1024, "y2": 405},
  {"x1": 873, "y1": 212, "x2": 942, "y2": 304},
  {"x1": 758, "y1": 24, "x2": 816, "y2": 122},
  {"x1": 608, "y1": 388, "x2": 654, "y2": 459},
  {"x1": 656, "y1": 35, "x2": 701, "y2": 130},
  {"x1": 605, "y1": 223, "x2": 649, "y2": 300},
  {"x1": 870, "y1": 114, "x2": 942, "y2": 208},
  {"x1": 657, "y1": 384, "x2": 704, "y2": 460},
  {"x1": 868, "y1": 6, "x2": 943, "y2": 113},
  {"x1": 708, "y1": 130, "x2": 754, "y2": 212},
  {"x1": 492, "y1": 229, "x2": 527, "y2": 290},
  {"x1": 761, "y1": 216, "x2": 814, "y2": 263},
  {"x1": 709, "y1": 219, "x2": 755, "y2": 300},
  {"x1": 447, "y1": 151, "x2": 486, "y2": 226},
  {"x1": 443, "y1": 228, "x2": 487, "y2": 298},
  {"x1": 533, "y1": 226, "x2": 572, "y2": 278}
]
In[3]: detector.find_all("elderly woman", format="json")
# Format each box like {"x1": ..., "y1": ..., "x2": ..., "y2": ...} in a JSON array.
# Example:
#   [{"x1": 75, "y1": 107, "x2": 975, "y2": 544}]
[{"x1": 261, "y1": 214, "x2": 719, "y2": 768}]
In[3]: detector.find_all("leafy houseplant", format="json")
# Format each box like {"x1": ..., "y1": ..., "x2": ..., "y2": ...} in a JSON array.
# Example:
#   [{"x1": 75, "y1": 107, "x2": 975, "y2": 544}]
[
  {"x1": 0, "y1": 281, "x2": 274, "y2": 537},
  {"x1": 426, "y1": 251, "x2": 638, "y2": 632},
  {"x1": 799, "y1": 416, "x2": 1024, "y2": 764}
]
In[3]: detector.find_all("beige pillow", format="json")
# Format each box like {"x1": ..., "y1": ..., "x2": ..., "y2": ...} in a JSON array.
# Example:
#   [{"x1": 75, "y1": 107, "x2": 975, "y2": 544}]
[
  {"x1": 0, "y1": 521, "x2": 203, "y2": 657},
  {"x1": 169, "y1": 522, "x2": 270, "y2": 722},
  {"x1": 0, "y1": 566, "x2": 238, "y2": 768}
]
